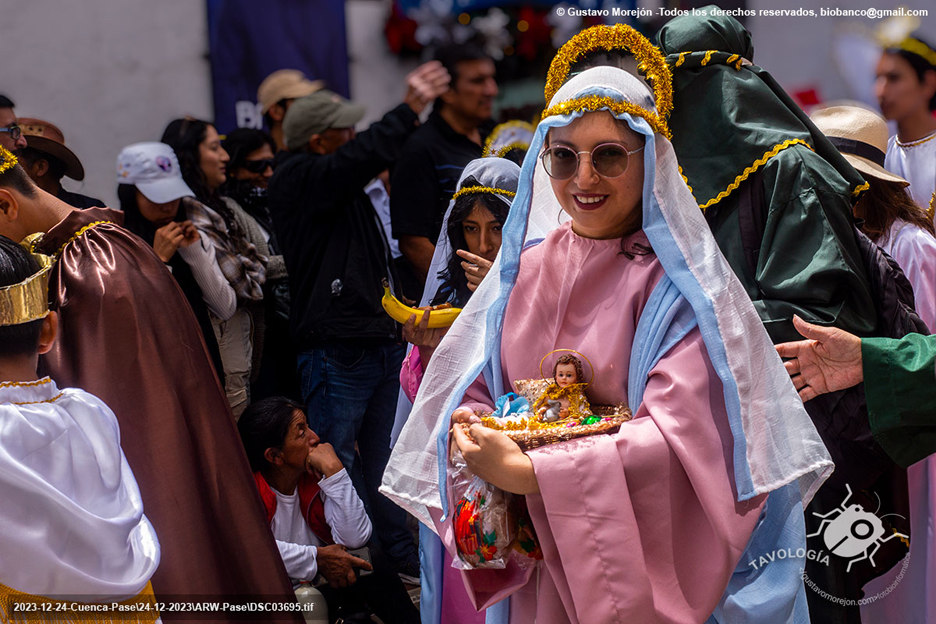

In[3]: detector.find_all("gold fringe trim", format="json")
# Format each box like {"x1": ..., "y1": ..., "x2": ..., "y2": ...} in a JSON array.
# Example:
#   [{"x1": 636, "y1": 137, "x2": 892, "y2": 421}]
[
  {"x1": 0, "y1": 581, "x2": 158, "y2": 624},
  {"x1": 701, "y1": 50, "x2": 715, "y2": 66},
  {"x1": 851, "y1": 181, "x2": 870, "y2": 198},
  {"x1": 0, "y1": 377, "x2": 52, "y2": 389},
  {"x1": 894, "y1": 131, "x2": 936, "y2": 149},
  {"x1": 494, "y1": 142, "x2": 530, "y2": 159},
  {"x1": 452, "y1": 185, "x2": 516, "y2": 202},
  {"x1": 541, "y1": 95, "x2": 671, "y2": 139},
  {"x1": 13, "y1": 392, "x2": 63, "y2": 406},
  {"x1": 678, "y1": 166, "x2": 693, "y2": 194},
  {"x1": 55, "y1": 221, "x2": 113, "y2": 258},
  {"x1": 928, "y1": 191, "x2": 935, "y2": 221},
  {"x1": 726, "y1": 53, "x2": 744, "y2": 70},
  {"x1": 0, "y1": 145, "x2": 18, "y2": 174},
  {"x1": 544, "y1": 24, "x2": 673, "y2": 122},
  {"x1": 698, "y1": 139, "x2": 813, "y2": 211}
]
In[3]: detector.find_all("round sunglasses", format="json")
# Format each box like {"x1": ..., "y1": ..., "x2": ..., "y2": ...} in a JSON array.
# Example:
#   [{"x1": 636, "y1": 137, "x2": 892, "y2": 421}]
[{"x1": 541, "y1": 142, "x2": 644, "y2": 180}]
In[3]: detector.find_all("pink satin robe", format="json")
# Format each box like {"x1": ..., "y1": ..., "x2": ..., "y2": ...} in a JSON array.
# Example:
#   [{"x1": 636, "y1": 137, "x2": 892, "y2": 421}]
[{"x1": 442, "y1": 224, "x2": 766, "y2": 624}]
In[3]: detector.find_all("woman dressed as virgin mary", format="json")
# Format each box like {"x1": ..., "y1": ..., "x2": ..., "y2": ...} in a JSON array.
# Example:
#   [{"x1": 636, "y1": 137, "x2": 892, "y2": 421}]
[{"x1": 382, "y1": 26, "x2": 832, "y2": 624}]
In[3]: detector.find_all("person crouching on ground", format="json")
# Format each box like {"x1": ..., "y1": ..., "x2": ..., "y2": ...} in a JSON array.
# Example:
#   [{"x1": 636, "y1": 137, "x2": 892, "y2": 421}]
[{"x1": 238, "y1": 397, "x2": 419, "y2": 624}]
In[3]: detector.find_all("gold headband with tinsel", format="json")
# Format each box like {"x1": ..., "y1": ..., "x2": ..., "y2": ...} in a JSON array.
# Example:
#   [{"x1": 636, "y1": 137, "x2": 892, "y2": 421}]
[
  {"x1": 896, "y1": 37, "x2": 936, "y2": 67},
  {"x1": 544, "y1": 24, "x2": 673, "y2": 121},
  {"x1": 452, "y1": 185, "x2": 516, "y2": 202},
  {"x1": 0, "y1": 145, "x2": 17, "y2": 174},
  {"x1": 541, "y1": 95, "x2": 672, "y2": 139},
  {"x1": 0, "y1": 248, "x2": 53, "y2": 327}
]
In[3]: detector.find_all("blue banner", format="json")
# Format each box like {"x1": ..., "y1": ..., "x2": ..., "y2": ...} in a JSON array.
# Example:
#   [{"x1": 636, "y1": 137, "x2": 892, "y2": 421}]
[{"x1": 207, "y1": 0, "x2": 350, "y2": 133}]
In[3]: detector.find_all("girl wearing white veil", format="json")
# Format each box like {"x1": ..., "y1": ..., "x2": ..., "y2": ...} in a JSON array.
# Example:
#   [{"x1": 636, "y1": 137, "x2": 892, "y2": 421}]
[
  {"x1": 383, "y1": 25, "x2": 832, "y2": 624},
  {"x1": 394, "y1": 157, "x2": 520, "y2": 624}
]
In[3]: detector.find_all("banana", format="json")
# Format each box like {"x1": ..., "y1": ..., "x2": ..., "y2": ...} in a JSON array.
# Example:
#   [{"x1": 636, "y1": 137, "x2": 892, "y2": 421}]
[{"x1": 381, "y1": 279, "x2": 462, "y2": 328}]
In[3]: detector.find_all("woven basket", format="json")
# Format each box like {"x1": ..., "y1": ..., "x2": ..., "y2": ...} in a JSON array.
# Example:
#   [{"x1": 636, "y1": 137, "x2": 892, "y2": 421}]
[{"x1": 477, "y1": 379, "x2": 632, "y2": 451}]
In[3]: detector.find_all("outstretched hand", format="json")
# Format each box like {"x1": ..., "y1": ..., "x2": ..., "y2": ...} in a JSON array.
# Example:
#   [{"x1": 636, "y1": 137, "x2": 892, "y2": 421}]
[
  {"x1": 404, "y1": 61, "x2": 451, "y2": 115},
  {"x1": 774, "y1": 315, "x2": 864, "y2": 402}
]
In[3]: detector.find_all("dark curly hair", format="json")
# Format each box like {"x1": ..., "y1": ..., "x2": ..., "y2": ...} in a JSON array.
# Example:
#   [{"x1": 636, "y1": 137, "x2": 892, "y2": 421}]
[{"x1": 553, "y1": 353, "x2": 584, "y2": 384}]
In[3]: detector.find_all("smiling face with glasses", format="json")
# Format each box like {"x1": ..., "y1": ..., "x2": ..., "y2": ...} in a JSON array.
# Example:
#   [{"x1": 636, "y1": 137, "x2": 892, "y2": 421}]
[{"x1": 544, "y1": 111, "x2": 645, "y2": 240}]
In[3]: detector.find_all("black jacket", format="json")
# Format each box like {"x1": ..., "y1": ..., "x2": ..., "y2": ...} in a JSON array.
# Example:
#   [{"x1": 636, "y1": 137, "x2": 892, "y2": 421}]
[{"x1": 268, "y1": 104, "x2": 419, "y2": 347}]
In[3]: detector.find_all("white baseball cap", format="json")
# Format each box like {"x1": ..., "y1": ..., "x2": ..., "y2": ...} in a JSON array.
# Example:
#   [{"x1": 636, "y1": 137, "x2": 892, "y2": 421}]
[{"x1": 116, "y1": 142, "x2": 194, "y2": 204}]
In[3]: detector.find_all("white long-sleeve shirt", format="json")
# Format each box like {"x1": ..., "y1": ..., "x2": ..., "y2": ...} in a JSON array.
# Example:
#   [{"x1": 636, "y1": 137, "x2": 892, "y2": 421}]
[
  {"x1": 270, "y1": 468, "x2": 372, "y2": 584},
  {"x1": 177, "y1": 237, "x2": 237, "y2": 320}
]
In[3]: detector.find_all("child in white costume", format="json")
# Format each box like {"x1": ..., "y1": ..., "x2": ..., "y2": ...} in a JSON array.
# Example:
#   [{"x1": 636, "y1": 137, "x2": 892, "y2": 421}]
[{"x1": 0, "y1": 225, "x2": 159, "y2": 621}]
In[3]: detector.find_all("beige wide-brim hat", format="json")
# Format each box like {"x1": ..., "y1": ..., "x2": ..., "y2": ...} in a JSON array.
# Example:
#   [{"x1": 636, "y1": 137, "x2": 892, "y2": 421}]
[{"x1": 810, "y1": 105, "x2": 909, "y2": 187}]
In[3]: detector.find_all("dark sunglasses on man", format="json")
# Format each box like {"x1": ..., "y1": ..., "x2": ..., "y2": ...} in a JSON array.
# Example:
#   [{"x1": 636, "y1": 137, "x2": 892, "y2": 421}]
[
  {"x1": 243, "y1": 158, "x2": 274, "y2": 174},
  {"x1": 0, "y1": 124, "x2": 22, "y2": 142}
]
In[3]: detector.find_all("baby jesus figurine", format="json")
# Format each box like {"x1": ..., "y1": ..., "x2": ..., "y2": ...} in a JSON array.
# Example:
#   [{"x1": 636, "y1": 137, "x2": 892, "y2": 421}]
[{"x1": 532, "y1": 354, "x2": 592, "y2": 422}]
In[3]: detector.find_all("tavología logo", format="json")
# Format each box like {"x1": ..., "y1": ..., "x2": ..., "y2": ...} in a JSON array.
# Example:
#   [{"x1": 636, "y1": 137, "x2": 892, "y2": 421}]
[
  {"x1": 749, "y1": 483, "x2": 911, "y2": 608},
  {"x1": 808, "y1": 484, "x2": 907, "y2": 573}
]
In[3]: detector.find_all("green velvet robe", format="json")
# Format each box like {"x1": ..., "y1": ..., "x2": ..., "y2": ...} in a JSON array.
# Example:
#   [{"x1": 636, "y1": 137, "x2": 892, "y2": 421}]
[
  {"x1": 864, "y1": 333, "x2": 936, "y2": 467},
  {"x1": 702, "y1": 145, "x2": 876, "y2": 344}
]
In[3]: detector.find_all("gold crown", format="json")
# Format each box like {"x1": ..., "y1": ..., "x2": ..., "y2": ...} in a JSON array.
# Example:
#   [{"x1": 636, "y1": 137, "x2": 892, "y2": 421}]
[
  {"x1": 0, "y1": 246, "x2": 53, "y2": 327},
  {"x1": 0, "y1": 145, "x2": 18, "y2": 175}
]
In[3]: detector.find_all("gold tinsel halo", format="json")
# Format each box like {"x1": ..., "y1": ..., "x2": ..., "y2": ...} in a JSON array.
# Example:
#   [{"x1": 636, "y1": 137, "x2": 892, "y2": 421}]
[
  {"x1": 451, "y1": 185, "x2": 517, "y2": 202},
  {"x1": 544, "y1": 24, "x2": 673, "y2": 122},
  {"x1": 0, "y1": 145, "x2": 18, "y2": 174},
  {"x1": 482, "y1": 120, "x2": 535, "y2": 157}
]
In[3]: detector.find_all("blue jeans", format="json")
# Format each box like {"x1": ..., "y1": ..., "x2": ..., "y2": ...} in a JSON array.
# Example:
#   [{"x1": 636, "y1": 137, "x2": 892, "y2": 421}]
[{"x1": 298, "y1": 342, "x2": 416, "y2": 567}]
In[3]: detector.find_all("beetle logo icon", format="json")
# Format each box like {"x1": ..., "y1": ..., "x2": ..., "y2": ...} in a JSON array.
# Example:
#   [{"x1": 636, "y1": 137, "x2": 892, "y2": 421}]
[{"x1": 807, "y1": 484, "x2": 908, "y2": 573}]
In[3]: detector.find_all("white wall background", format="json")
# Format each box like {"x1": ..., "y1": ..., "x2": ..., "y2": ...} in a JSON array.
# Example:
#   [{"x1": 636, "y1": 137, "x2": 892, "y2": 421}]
[
  {"x1": 0, "y1": 0, "x2": 214, "y2": 208},
  {"x1": 0, "y1": 0, "x2": 932, "y2": 208}
]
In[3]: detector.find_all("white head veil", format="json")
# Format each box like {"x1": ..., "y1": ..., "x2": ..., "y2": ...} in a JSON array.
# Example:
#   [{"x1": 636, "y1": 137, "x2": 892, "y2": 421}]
[
  {"x1": 382, "y1": 64, "x2": 832, "y2": 530},
  {"x1": 387, "y1": 157, "x2": 522, "y2": 448},
  {"x1": 424, "y1": 157, "x2": 522, "y2": 307}
]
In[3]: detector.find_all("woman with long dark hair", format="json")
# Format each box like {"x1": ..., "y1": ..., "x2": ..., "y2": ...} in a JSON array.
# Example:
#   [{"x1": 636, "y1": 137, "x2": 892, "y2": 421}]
[
  {"x1": 162, "y1": 118, "x2": 266, "y2": 418},
  {"x1": 116, "y1": 141, "x2": 231, "y2": 383}
]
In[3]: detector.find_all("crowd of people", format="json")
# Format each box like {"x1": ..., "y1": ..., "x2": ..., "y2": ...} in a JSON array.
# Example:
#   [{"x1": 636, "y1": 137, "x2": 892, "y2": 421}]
[{"x1": 1, "y1": 8, "x2": 936, "y2": 624}]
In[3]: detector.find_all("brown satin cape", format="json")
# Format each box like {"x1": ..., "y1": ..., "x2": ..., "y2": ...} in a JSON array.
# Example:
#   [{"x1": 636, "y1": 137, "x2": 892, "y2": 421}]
[{"x1": 35, "y1": 208, "x2": 299, "y2": 621}]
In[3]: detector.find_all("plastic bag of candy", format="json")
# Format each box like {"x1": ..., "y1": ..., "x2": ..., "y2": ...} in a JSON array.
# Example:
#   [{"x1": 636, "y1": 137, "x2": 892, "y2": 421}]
[{"x1": 451, "y1": 474, "x2": 517, "y2": 569}]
